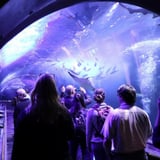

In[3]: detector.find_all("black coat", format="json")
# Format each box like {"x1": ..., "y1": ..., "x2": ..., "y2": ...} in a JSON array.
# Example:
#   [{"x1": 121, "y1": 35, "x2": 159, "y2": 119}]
[{"x1": 12, "y1": 105, "x2": 75, "y2": 160}]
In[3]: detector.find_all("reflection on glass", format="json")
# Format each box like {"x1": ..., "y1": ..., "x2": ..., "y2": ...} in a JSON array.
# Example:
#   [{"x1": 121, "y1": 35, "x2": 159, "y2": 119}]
[{"x1": 0, "y1": 2, "x2": 160, "y2": 124}]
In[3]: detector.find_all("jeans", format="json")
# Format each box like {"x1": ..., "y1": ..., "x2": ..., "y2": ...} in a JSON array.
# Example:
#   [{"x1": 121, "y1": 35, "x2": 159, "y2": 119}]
[
  {"x1": 91, "y1": 142, "x2": 108, "y2": 160},
  {"x1": 70, "y1": 134, "x2": 92, "y2": 160}
]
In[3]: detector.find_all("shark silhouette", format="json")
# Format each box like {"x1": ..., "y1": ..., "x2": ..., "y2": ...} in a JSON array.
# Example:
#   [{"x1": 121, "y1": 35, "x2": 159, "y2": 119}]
[{"x1": 68, "y1": 71, "x2": 95, "y2": 91}]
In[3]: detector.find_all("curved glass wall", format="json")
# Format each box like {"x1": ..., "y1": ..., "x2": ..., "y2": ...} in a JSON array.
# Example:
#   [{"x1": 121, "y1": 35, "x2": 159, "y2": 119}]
[{"x1": 0, "y1": 1, "x2": 160, "y2": 124}]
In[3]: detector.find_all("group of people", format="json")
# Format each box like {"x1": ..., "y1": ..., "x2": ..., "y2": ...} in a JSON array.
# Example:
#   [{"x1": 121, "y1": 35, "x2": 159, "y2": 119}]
[{"x1": 11, "y1": 73, "x2": 160, "y2": 160}]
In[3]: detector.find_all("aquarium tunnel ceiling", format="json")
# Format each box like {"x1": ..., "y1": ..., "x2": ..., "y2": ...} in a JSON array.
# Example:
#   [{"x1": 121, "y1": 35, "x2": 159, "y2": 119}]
[{"x1": 0, "y1": 0, "x2": 160, "y2": 115}]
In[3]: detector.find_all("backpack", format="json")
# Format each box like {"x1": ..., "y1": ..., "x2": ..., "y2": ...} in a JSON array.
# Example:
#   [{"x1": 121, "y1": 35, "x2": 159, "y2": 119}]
[
  {"x1": 93, "y1": 104, "x2": 112, "y2": 137},
  {"x1": 72, "y1": 109, "x2": 87, "y2": 135}
]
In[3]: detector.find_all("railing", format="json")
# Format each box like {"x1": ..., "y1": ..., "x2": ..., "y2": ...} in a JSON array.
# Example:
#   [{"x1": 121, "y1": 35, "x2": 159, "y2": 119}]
[{"x1": 0, "y1": 103, "x2": 6, "y2": 160}]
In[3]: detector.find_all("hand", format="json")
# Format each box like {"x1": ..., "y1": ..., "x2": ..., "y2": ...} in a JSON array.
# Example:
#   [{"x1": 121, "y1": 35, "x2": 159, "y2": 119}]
[
  {"x1": 80, "y1": 87, "x2": 86, "y2": 94},
  {"x1": 61, "y1": 86, "x2": 65, "y2": 93}
]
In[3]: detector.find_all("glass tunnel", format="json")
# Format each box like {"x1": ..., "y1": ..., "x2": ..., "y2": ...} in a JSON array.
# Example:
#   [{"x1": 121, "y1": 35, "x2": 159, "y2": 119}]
[{"x1": 0, "y1": 1, "x2": 160, "y2": 125}]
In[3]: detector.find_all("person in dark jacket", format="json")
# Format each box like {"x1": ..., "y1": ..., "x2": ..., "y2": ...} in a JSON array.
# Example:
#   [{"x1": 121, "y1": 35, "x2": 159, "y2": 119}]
[
  {"x1": 69, "y1": 92, "x2": 91, "y2": 160},
  {"x1": 13, "y1": 88, "x2": 31, "y2": 131},
  {"x1": 12, "y1": 73, "x2": 75, "y2": 160},
  {"x1": 63, "y1": 84, "x2": 76, "y2": 110}
]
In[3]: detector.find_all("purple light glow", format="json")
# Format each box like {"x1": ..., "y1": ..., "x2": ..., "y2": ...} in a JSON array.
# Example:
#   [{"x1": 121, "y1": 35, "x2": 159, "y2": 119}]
[{"x1": 0, "y1": 2, "x2": 160, "y2": 124}]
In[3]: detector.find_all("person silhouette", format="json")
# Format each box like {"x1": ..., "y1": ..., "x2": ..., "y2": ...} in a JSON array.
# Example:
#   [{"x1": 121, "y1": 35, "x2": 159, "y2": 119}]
[
  {"x1": 86, "y1": 88, "x2": 113, "y2": 160},
  {"x1": 12, "y1": 73, "x2": 75, "y2": 160},
  {"x1": 102, "y1": 84, "x2": 152, "y2": 160},
  {"x1": 13, "y1": 88, "x2": 31, "y2": 131}
]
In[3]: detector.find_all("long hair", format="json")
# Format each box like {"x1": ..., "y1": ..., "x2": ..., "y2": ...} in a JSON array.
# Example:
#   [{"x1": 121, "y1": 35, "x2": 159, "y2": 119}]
[
  {"x1": 28, "y1": 73, "x2": 63, "y2": 121},
  {"x1": 70, "y1": 93, "x2": 86, "y2": 115}
]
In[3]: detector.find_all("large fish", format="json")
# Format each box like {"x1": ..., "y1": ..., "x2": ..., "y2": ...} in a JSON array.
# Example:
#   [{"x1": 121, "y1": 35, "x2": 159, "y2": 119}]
[{"x1": 68, "y1": 71, "x2": 95, "y2": 91}]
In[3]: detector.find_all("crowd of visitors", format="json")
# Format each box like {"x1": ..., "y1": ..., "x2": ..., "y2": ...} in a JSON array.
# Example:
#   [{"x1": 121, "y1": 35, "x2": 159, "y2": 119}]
[{"x1": 11, "y1": 73, "x2": 160, "y2": 160}]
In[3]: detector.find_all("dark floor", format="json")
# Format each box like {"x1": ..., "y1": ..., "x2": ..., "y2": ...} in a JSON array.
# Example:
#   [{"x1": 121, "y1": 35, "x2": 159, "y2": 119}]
[{"x1": 5, "y1": 105, "x2": 160, "y2": 160}]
